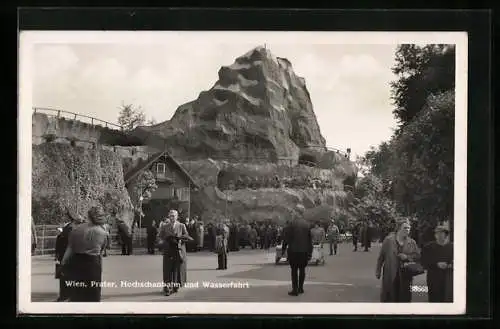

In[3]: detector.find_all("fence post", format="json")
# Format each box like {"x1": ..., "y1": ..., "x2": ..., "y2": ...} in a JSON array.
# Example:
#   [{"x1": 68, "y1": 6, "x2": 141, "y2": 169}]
[
  {"x1": 91, "y1": 118, "x2": 94, "y2": 126},
  {"x1": 74, "y1": 114, "x2": 77, "y2": 120},
  {"x1": 41, "y1": 225, "x2": 46, "y2": 256},
  {"x1": 33, "y1": 108, "x2": 37, "y2": 113},
  {"x1": 57, "y1": 111, "x2": 61, "y2": 118}
]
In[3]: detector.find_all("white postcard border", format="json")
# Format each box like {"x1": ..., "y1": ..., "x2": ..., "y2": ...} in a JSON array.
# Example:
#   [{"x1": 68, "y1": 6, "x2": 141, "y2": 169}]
[{"x1": 18, "y1": 31, "x2": 468, "y2": 315}]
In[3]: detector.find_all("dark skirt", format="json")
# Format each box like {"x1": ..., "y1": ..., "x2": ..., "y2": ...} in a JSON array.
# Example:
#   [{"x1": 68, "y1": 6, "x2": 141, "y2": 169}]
[
  {"x1": 288, "y1": 251, "x2": 308, "y2": 268},
  {"x1": 427, "y1": 269, "x2": 453, "y2": 302},
  {"x1": 381, "y1": 269, "x2": 412, "y2": 302},
  {"x1": 65, "y1": 253, "x2": 102, "y2": 302}
]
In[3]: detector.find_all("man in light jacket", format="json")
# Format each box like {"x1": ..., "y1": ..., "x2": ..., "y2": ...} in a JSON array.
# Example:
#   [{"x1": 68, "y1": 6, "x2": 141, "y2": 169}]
[{"x1": 327, "y1": 219, "x2": 340, "y2": 255}]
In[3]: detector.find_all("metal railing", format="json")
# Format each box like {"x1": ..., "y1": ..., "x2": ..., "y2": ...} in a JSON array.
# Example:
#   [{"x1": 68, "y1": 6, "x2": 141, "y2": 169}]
[
  {"x1": 32, "y1": 107, "x2": 351, "y2": 158},
  {"x1": 32, "y1": 224, "x2": 149, "y2": 256},
  {"x1": 305, "y1": 144, "x2": 350, "y2": 158},
  {"x1": 33, "y1": 107, "x2": 124, "y2": 131}
]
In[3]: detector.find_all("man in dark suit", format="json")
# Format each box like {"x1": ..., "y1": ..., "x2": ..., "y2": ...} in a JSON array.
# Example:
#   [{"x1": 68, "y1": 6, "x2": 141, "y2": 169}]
[{"x1": 281, "y1": 204, "x2": 313, "y2": 296}]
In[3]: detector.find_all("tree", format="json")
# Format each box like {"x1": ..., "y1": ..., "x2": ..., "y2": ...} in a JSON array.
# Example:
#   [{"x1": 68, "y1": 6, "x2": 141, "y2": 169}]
[
  {"x1": 346, "y1": 173, "x2": 405, "y2": 235},
  {"x1": 363, "y1": 141, "x2": 394, "y2": 178},
  {"x1": 389, "y1": 90, "x2": 455, "y2": 243},
  {"x1": 118, "y1": 103, "x2": 146, "y2": 131},
  {"x1": 390, "y1": 44, "x2": 455, "y2": 130},
  {"x1": 132, "y1": 170, "x2": 158, "y2": 229},
  {"x1": 361, "y1": 90, "x2": 455, "y2": 245}
]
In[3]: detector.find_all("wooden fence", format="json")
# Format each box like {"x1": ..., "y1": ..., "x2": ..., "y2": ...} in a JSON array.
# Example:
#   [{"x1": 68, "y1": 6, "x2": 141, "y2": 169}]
[{"x1": 32, "y1": 224, "x2": 149, "y2": 256}]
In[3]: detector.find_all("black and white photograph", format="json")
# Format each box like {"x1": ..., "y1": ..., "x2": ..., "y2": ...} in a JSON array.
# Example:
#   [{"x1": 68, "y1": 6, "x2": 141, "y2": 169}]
[{"x1": 18, "y1": 31, "x2": 467, "y2": 314}]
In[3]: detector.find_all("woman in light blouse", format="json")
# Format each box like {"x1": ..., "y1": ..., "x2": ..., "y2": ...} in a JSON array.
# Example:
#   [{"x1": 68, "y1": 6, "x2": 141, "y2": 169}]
[{"x1": 61, "y1": 205, "x2": 109, "y2": 302}]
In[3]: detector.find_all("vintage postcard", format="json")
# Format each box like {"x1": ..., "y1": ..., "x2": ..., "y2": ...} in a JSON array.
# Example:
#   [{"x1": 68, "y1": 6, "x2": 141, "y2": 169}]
[{"x1": 18, "y1": 30, "x2": 467, "y2": 314}]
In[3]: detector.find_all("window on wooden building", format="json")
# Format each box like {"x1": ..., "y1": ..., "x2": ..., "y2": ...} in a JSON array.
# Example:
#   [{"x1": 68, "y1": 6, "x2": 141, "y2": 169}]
[
  {"x1": 156, "y1": 163, "x2": 166, "y2": 173},
  {"x1": 156, "y1": 163, "x2": 166, "y2": 179}
]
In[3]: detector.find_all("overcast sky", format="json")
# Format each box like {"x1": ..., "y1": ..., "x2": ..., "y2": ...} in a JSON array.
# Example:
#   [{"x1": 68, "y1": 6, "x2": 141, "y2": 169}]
[{"x1": 31, "y1": 33, "x2": 402, "y2": 158}]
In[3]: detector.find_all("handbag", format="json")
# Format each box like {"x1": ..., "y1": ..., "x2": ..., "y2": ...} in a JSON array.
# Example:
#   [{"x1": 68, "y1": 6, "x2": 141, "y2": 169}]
[
  {"x1": 397, "y1": 240, "x2": 425, "y2": 277},
  {"x1": 401, "y1": 261, "x2": 425, "y2": 277}
]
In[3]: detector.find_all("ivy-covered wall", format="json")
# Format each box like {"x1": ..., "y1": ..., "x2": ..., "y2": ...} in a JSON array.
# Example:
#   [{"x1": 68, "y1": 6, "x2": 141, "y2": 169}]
[{"x1": 32, "y1": 143, "x2": 135, "y2": 227}]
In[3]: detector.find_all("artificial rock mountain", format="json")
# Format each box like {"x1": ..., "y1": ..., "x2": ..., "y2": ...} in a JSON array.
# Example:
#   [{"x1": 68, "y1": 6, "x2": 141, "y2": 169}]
[
  {"x1": 132, "y1": 46, "x2": 338, "y2": 167},
  {"x1": 126, "y1": 46, "x2": 355, "y2": 223}
]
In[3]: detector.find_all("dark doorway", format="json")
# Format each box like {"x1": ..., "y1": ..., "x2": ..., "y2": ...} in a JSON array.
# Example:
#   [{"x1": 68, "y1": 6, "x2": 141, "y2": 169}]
[
  {"x1": 343, "y1": 175, "x2": 356, "y2": 192},
  {"x1": 298, "y1": 154, "x2": 317, "y2": 167},
  {"x1": 217, "y1": 170, "x2": 239, "y2": 190}
]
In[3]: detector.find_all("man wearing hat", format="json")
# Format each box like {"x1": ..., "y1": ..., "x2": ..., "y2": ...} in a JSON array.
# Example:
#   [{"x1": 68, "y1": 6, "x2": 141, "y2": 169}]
[
  {"x1": 327, "y1": 218, "x2": 340, "y2": 255},
  {"x1": 421, "y1": 221, "x2": 453, "y2": 302},
  {"x1": 281, "y1": 204, "x2": 313, "y2": 296}
]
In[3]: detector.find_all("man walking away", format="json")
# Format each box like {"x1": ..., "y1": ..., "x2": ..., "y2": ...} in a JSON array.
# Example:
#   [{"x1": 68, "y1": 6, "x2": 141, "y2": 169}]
[
  {"x1": 282, "y1": 204, "x2": 313, "y2": 296},
  {"x1": 311, "y1": 222, "x2": 326, "y2": 249},
  {"x1": 352, "y1": 223, "x2": 360, "y2": 252},
  {"x1": 327, "y1": 219, "x2": 340, "y2": 255}
]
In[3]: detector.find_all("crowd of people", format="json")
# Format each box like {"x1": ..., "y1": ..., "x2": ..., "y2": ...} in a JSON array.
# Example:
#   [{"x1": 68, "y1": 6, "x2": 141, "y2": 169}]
[
  {"x1": 279, "y1": 206, "x2": 453, "y2": 302},
  {"x1": 33, "y1": 203, "x2": 452, "y2": 304},
  {"x1": 220, "y1": 175, "x2": 334, "y2": 191},
  {"x1": 146, "y1": 217, "x2": 285, "y2": 255}
]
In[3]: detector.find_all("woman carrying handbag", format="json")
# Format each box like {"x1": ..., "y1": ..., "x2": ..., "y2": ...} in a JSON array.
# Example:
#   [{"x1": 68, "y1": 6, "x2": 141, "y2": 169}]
[{"x1": 376, "y1": 219, "x2": 422, "y2": 302}]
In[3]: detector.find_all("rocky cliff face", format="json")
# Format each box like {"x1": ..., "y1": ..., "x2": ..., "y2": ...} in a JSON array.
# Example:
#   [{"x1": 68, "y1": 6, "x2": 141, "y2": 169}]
[
  {"x1": 178, "y1": 159, "x2": 354, "y2": 224},
  {"x1": 132, "y1": 46, "x2": 328, "y2": 164},
  {"x1": 32, "y1": 143, "x2": 135, "y2": 227}
]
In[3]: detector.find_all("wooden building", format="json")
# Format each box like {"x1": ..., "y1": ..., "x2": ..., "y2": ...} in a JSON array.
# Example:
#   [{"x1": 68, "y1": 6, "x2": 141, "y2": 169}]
[{"x1": 124, "y1": 150, "x2": 199, "y2": 227}]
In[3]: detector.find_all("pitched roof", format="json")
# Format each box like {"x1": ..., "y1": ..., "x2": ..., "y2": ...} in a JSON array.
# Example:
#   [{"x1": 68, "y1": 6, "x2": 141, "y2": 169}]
[{"x1": 124, "y1": 149, "x2": 199, "y2": 189}]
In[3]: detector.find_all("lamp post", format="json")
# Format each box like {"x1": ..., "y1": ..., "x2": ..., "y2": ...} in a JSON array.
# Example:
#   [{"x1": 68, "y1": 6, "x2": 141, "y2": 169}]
[
  {"x1": 187, "y1": 181, "x2": 191, "y2": 221},
  {"x1": 138, "y1": 195, "x2": 144, "y2": 230}
]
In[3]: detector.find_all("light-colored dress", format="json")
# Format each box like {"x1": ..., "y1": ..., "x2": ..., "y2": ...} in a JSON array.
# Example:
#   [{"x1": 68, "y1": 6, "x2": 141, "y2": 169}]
[{"x1": 197, "y1": 224, "x2": 204, "y2": 248}]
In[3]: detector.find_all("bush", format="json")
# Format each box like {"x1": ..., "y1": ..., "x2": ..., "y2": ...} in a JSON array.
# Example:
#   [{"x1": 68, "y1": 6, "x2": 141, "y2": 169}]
[{"x1": 43, "y1": 133, "x2": 57, "y2": 143}]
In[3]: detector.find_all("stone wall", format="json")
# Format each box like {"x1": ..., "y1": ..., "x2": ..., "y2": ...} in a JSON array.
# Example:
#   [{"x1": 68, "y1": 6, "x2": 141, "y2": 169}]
[
  {"x1": 32, "y1": 142, "x2": 135, "y2": 227},
  {"x1": 32, "y1": 112, "x2": 143, "y2": 147}
]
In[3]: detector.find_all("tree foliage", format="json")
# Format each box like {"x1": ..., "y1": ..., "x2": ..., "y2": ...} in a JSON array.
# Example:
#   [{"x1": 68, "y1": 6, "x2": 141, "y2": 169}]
[
  {"x1": 133, "y1": 170, "x2": 158, "y2": 203},
  {"x1": 390, "y1": 44, "x2": 455, "y2": 129},
  {"x1": 348, "y1": 174, "x2": 404, "y2": 232},
  {"x1": 357, "y1": 44, "x2": 455, "y2": 244},
  {"x1": 118, "y1": 103, "x2": 146, "y2": 131},
  {"x1": 390, "y1": 90, "x2": 455, "y2": 242}
]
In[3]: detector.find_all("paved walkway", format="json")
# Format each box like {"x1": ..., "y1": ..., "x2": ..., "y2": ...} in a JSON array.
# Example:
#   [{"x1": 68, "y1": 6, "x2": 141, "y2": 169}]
[{"x1": 31, "y1": 243, "x2": 428, "y2": 302}]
